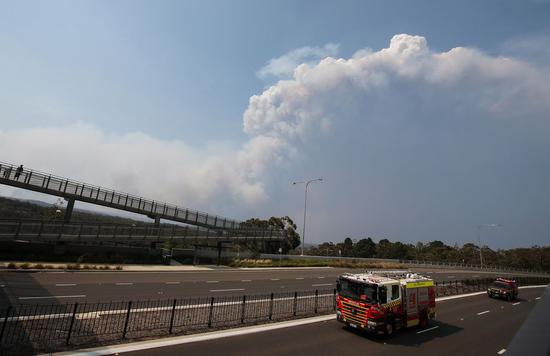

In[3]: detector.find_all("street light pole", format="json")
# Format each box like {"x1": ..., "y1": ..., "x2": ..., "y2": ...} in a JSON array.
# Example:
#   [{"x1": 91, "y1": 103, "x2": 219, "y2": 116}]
[
  {"x1": 293, "y1": 178, "x2": 323, "y2": 256},
  {"x1": 477, "y1": 223, "x2": 502, "y2": 269}
]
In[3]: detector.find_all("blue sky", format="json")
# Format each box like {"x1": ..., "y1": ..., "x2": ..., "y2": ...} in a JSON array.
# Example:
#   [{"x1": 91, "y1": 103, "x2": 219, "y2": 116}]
[{"x1": 1, "y1": 0, "x2": 550, "y2": 249}]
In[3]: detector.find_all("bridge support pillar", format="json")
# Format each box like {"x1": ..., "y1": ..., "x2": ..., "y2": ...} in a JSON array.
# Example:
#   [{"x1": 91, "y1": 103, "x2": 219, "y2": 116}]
[
  {"x1": 217, "y1": 241, "x2": 222, "y2": 266},
  {"x1": 64, "y1": 198, "x2": 75, "y2": 222},
  {"x1": 154, "y1": 216, "x2": 160, "y2": 227}
]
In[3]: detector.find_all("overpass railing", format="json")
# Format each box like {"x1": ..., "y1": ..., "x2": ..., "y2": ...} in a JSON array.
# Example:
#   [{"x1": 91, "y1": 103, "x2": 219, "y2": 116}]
[
  {"x1": 0, "y1": 162, "x2": 268, "y2": 232},
  {"x1": 0, "y1": 219, "x2": 285, "y2": 244}
]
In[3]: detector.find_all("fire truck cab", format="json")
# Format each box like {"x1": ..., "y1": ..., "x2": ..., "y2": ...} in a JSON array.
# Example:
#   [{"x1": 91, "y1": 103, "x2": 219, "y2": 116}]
[
  {"x1": 336, "y1": 271, "x2": 436, "y2": 337},
  {"x1": 487, "y1": 277, "x2": 518, "y2": 301}
]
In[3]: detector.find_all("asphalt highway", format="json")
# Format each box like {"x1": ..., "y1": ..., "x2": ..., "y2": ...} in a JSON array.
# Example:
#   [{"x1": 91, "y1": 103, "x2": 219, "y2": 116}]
[
  {"x1": 0, "y1": 267, "x2": 540, "y2": 306},
  {"x1": 121, "y1": 287, "x2": 546, "y2": 356}
]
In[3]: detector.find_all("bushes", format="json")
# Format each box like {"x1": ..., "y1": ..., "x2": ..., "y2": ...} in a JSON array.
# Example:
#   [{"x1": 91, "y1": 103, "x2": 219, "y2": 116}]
[{"x1": 2, "y1": 262, "x2": 121, "y2": 270}]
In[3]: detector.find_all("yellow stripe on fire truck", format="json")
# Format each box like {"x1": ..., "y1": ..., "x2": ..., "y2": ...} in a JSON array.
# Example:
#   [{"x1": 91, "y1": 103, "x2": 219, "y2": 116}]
[
  {"x1": 382, "y1": 299, "x2": 402, "y2": 308},
  {"x1": 405, "y1": 281, "x2": 434, "y2": 288}
]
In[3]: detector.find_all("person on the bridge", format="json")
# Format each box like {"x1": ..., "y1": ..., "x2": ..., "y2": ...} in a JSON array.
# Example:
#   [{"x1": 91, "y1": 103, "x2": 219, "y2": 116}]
[{"x1": 14, "y1": 164, "x2": 23, "y2": 180}]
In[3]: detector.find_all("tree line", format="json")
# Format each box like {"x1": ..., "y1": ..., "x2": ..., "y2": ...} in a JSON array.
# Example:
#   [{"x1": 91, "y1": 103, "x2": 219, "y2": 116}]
[{"x1": 306, "y1": 237, "x2": 550, "y2": 271}]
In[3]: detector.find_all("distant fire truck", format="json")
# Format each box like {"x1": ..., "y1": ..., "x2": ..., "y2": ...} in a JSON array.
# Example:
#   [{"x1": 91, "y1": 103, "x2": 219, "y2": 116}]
[
  {"x1": 336, "y1": 271, "x2": 436, "y2": 337},
  {"x1": 487, "y1": 277, "x2": 518, "y2": 301}
]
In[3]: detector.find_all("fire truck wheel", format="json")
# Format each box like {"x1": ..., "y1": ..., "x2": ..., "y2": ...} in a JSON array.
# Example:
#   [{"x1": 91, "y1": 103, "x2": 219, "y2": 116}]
[
  {"x1": 507, "y1": 294, "x2": 513, "y2": 302},
  {"x1": 419, "y1": 312, "x2": 428, "y2": 328},
  {"x1": 384, "y1": 320, "x2": 394, "y2": 337}
]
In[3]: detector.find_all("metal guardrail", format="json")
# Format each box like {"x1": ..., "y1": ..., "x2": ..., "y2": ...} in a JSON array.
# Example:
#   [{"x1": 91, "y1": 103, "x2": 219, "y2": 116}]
[
  {"x1": 0, "y1": 288, "x2": 336, "y2": 354},
  {"x1": 0, "y1": 219, "x2": 285, "y2": 243},
  {"x1": 434, "y1": 276, "x2": 549, "y2": 296},
  {"x1": 260, "y1": 254, "x2": 550, "y2": 275},
  {"x1": 0, "y1": 162, "x2": 280, "y2": 233},
  {"x1": 0, "y1": 277, "x2": 548, "y2": 354}
]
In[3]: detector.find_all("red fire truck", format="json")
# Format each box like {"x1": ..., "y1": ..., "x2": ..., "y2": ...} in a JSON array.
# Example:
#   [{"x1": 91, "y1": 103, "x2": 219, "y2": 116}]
[
  {"x1": 487, "y1": 277, "x2": 518, "y2": 301},
  {"x1": 336, "y1": 271, "x2": 436, "y2": 337}
]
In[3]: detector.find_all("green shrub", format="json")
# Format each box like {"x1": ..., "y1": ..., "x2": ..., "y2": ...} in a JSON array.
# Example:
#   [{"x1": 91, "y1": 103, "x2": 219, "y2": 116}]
[{"x1": 7, "y1": 262, "x2": 17, "y2": 269}]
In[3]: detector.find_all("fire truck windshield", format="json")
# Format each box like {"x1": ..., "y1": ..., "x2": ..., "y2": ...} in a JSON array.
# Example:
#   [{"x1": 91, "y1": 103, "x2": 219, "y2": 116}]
[
  {"x1": 493, "y1": 281, "x2": 512, "y2": 289},
  {"x1": 338, "y1": 278, "x2": 378, "y2": 303}
]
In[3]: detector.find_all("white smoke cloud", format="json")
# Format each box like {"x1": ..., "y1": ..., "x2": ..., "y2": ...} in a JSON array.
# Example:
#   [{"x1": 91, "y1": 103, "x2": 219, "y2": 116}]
[
  {"x1": 0, "y1": 122, "x2": 288, "y2": 214},
  {"x1": 241, "y1": 34, "x2": 550, "y2": 247},
  {"x1": 244, "y1": 34, "x2": 550, "y2": 142},
  {"x1": 257, "y1": 43, "x2": 339, "y2": 79}
]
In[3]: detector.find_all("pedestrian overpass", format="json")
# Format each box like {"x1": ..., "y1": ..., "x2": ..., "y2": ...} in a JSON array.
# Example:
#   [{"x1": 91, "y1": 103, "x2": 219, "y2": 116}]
[{"x1": 0, "y1": 161, "x2": 285, "y2": 242}]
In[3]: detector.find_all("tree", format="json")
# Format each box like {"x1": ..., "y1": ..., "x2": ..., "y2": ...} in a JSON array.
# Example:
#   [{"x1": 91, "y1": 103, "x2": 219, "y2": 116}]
[
  {"x1": 342, "y1": 237, "x2": 354, "y2": 257},
  {"x1": 354, "y1": 238, "x2": 376, "y2": 258},
  {"x1": 242, "y1": 216, "x2": 301, "y2": 254}
]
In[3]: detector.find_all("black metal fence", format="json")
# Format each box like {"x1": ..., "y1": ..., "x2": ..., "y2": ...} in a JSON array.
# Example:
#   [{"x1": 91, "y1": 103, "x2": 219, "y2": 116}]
[
  {"x1": 0, "y1": 277, "x2": 548, "y2": 354},
  {"x1": 435, "y1": 276, "x2": 548, "y2": 296},
  {"x1": 0, "y1": 289, "x2": 336, "y2": 354}
]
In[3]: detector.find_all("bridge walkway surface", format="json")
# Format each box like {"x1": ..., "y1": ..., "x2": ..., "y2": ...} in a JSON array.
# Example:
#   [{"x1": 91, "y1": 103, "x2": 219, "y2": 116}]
[{"x1": 0, "y1": 162, "x2": 277, "y2": 235}]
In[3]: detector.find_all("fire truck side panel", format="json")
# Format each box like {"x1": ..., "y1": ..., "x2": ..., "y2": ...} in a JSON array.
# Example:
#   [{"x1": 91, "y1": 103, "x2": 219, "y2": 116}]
[{"x1": 405, "y1": 287, "x2": 419, "y2": 327}]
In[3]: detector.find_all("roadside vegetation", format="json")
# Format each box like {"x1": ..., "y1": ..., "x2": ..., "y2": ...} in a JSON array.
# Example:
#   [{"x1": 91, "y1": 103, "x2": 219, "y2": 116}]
[
  {"x1": 305, "y1": 237, "x2": 550, "y2": 271},
  {"x1": 229, "y1": 258, "x2": 404, "y2": 269},
  {"x1": 0, "y1": 196, "x2": 147, "y2": 224},
  {"x1": 3, "y1": 262, "x2": 123, "y2": 270}
]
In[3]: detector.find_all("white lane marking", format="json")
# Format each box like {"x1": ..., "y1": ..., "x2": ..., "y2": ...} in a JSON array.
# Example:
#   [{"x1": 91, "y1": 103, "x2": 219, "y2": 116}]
[
  {"x1": 18, "y1": 295, "x2": 86, "y2": 300},
  {"x1": 312, "y1": 283, "x2": 333, "y2": 287},
  {"x1": 473, "y1": 275, "x2": 480, "y2": 278},
  {"x1": 317, "y1": 277, "x2": 325, "y2": 279},
  {"x1": 270, "y1": 278, "x2": 280, "y2": 281},
  {"x1": 497, "y1": 348, "x2": 507, "y2": 355},
  {"x1": 0, "y1": 284, "x2": 5, "y2": 288},
  {"x1": 165, "y1": 282, "x2": 180, "y2": 285},
  {"x1": 210, "y1": 288, "x2": 245, "y2": 293},
  {"x1": 512, "y1": 302, "x2": 521, "y2": 306},
  {"x1": 241, "y1": 280, "x2": 251, "y2": 282},
  {"x1": 416, "y1": 326, "x2": 439, "y2": 334},
  {"x1": 206, "y1": 281, "x2": 219, "y2": 283},
  {"x1": 55, "y1": 283, "x2": 76, "y2": 287},
  {"x1": 296, "y1": 277, "x2": 304, "y2": 280},
  {"x1": 535, "y1": 297, "x2": 541, "y2": 300},
  {"x1": 447, "y1": 276, "x2": 455, "y2": 278},
  {"x1": 116, "y1": 283, "x2": 133, "y2": 286},
  {"x1": 477, "y1": 310, "x2": 490, "y2": 315}
]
